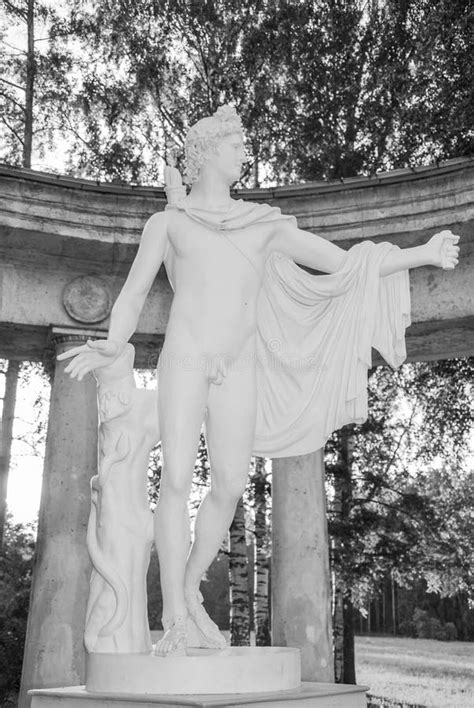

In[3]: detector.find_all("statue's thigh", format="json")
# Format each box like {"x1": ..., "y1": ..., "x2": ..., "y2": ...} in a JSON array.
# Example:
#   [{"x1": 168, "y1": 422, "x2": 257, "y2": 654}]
[
  {"x1": 205, "y1": 365, "x2": 257, "y2": 477},
  {"x1": 158, "y1": 363, "x2": 209, "y2": 470}
]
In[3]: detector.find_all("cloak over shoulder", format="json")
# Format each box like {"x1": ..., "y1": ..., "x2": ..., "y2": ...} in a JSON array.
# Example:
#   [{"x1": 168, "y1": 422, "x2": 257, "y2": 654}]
[{"x1": 167, "y1": 199, "x2": 411, "y2": 458}]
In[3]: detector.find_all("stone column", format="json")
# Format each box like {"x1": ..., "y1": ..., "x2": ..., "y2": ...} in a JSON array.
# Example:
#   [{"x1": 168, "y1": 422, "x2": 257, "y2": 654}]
[
  {"x1": 19, "y1": 328, "x2": 99, "y2": 708},
  {"x1": 272, "y1": 450, "x2": 334, "y2": 683}
]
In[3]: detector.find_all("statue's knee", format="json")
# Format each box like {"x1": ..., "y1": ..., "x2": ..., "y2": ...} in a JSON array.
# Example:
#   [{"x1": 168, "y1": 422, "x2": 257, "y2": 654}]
[
  {"x1": 212, "y1": 471, "x2": 247, "y2": 504},
  {"x1": 160, "y1": 469, "x2": 191, "y2": 500}
]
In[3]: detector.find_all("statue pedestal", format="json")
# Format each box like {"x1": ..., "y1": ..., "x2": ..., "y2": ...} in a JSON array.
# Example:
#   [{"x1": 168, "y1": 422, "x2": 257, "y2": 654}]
[
  {"x1": 29, "y1": 649, "x2": 368, "y2": 706},
  {"x1": 29, "y1": 683, "x2": 368, "y2": 707},
  {"x1": 85, "y1": 648, "x2": 300, "y2": 694}
]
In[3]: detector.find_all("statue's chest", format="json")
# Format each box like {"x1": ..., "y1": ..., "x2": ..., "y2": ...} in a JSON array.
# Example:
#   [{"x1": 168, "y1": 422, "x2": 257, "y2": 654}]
[{"x1": 169, "y1": 217, "x2": 267, "y2": 262}]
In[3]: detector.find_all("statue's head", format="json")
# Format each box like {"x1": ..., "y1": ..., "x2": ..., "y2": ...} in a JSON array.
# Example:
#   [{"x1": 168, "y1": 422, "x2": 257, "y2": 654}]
[{"x1": 184, "y1": 105, "x2": 245, "y2": 185}]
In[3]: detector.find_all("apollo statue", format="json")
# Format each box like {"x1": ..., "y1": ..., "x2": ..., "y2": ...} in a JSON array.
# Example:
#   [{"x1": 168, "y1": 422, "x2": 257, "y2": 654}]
[{"x1": 59, "y1": 105, "x2": 459, "y2": 658}]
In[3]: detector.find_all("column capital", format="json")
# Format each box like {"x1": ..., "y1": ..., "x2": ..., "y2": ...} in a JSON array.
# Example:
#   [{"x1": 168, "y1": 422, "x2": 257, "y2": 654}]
[{"x1": 48, "y1": 325, "x2": 108, "y2": 349}]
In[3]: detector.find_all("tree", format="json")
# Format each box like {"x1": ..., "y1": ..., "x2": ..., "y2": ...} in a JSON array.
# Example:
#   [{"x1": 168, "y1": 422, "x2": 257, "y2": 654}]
[
  {"x1": 326, "y1": 358, "x2": 473, "y2": 683},
  {"x1": 1, "y1": 0, "x2": 75, "y2": 169},
  {"x1": 1, "y1": 0, "x2": 37, "y2": 166},
  {"x1": 331, "y1": 426, "x2": 357, "y2": 684},
  {"x1": 0, "y1": 360, "x2": 20, "y2": 551},
  {"x1": 0, "y1": 360, "x2": 49, "y2": 548},
  {"x1": 2, "y1": 1, "x2": 471, "y2": 182},
  {"x1": 0, "y1": 514, "x2": 35, "y2": 706},
  {"x1": 249, "y1": 456, "x2": 271, "y2": 646},
  {"x1": 228, "y1": 496, "x2": 251, "y2": 646}
]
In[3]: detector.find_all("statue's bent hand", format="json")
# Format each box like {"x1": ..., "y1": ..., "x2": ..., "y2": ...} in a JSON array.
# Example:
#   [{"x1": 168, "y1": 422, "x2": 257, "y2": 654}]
[
  {"x1": 57, "y1": 339, "x2": 125, "y2": 381},
  {"x1": 426, "y1": 230, "x2": 460, "y2": 270}
]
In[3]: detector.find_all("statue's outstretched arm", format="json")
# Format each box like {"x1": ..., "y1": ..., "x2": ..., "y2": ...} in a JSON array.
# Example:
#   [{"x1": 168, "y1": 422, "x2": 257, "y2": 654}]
[
  {"x1": 271, "y1": 222, "x2": 459, "y2": 275},
  {"x1": 378, "y1": 230, "x2": 459, "y2": 275},
  {"x1": 58, "y1": 211, "x2": 169, "y2": 379},
  {"x1": 271, "y1": 222, "x2": 346, "y2": 273}
]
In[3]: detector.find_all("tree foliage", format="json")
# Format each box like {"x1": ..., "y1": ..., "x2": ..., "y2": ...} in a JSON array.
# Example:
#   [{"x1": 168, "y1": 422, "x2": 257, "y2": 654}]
[
  {"x1": 327, "y1": 358, "x2": 473, "y2": 607},
  {"x1": 326, "y1": 358, "x2": 473, "y2": 681},
  {"x1": 1, "y1": 0, "x2": 472, "y2": 182},
  {"x1": 1, "y1": 0, "x2": 75, "y2": 168},
  {"x1": 0, "y1": 514, "x2": 35, "y2": 706}
]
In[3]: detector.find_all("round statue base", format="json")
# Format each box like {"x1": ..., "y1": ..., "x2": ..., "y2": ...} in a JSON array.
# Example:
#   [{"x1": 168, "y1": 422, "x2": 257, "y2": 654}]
[{"x1": 86, "y1": 646, "x2": 301, "y2": 695}]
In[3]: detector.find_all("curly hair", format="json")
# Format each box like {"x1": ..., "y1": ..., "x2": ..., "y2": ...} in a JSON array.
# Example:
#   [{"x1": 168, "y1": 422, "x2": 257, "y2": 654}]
[{"x1": 184, "y1": 105, "x2": 244, "y2": 185}]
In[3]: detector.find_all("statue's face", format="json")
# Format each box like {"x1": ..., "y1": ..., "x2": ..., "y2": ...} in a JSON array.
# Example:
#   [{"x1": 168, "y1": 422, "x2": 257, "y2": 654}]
[{"x1": 207, "y1": 132, "x2": 246, "y2": 185}]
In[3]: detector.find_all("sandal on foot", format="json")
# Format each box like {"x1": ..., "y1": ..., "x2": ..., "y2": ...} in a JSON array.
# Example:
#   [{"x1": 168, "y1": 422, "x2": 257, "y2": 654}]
[
  {"x1": 185, "y1": 590, "x2": 227, "y2": 649},
  {"x1": 154, "y1": 614, "x2": 187, "y2": 657}
]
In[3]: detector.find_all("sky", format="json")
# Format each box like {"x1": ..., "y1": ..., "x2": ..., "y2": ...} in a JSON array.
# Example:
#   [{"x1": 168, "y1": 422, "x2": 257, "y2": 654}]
[{"x1": 1, "y1": 362, "x2": 49, "y2": 525}]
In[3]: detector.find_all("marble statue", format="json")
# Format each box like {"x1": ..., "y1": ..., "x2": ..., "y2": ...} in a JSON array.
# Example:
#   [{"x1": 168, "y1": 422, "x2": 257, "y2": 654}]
[{"x1": 58, "y1": 105, "x2": 460, "y2": 660}]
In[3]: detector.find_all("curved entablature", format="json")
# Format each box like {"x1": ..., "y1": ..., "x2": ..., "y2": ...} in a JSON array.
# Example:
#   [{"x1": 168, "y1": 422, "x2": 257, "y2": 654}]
[
  {"x1": 1, "y1": 158, "x2": 473, "y2": 364},
  {"x1": 1, "y1": 157, "x2": 473, "y2": 248}
]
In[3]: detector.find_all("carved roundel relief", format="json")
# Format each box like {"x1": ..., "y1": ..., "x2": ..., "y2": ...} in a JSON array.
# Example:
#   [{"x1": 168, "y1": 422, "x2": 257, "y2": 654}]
[{"x1": 62, "y1": 275, "x2": 112, "y2": 324}]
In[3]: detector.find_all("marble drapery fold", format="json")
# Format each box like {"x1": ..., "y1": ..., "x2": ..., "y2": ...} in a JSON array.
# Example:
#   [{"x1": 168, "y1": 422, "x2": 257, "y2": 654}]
[{"x1": 254, "y1": 242, "x2": 411, "y2": 457}]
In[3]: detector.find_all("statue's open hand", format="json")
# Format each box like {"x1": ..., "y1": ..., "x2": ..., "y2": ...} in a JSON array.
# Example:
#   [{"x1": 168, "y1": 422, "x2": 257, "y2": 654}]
[
  {"x1": 426, "y1": 230, "x2": 460, "y2": 270},
  {"x1": 57, "y1": 339, "x2": 125, "y2": 381}
]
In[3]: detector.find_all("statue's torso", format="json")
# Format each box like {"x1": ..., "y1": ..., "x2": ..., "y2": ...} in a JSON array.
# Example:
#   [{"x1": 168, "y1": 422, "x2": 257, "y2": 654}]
[{"x1": 163, "y1": 209, "x2": 274, "y2": 358}]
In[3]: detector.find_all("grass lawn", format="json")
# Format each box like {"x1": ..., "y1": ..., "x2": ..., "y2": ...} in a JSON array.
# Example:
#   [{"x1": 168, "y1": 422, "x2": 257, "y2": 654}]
[{"x1": 355, "y1": 635, "x2": 474, "y2": 708}]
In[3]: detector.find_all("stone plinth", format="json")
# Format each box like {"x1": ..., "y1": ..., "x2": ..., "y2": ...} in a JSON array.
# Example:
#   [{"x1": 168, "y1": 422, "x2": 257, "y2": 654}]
[
  {"x1": 86, "y1": 648, "x2": 300, "y2": 695},
  {"x1": 30, "y1": 683, "x2": 368, "y2": 708}
]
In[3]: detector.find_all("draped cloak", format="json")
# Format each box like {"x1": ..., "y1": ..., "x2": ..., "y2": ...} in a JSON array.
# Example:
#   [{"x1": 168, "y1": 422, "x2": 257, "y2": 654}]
[{"x1": 165, "y1": 199, "x2": 411, "y2": 458}]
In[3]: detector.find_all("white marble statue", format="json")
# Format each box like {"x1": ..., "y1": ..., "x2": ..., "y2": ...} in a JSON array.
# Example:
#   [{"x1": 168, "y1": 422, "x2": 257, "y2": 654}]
[{"x1": 59, "y1": 104, "x2": 459, "y2": 658}]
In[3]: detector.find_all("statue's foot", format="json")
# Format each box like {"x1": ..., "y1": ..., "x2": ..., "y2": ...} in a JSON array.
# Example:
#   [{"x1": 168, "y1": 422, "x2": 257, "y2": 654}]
[
  {"x1": 185, "y1": 589, "x2": 227, "y2": 650},
  {"x1": 154, "y1": 615, "x2": 187, "y2": 657}
]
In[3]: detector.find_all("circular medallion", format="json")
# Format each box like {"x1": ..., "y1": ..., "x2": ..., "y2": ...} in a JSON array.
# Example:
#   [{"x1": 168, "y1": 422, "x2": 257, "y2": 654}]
[{"x1": 62, "y1": 275, "x2": 112, "y2": 324}]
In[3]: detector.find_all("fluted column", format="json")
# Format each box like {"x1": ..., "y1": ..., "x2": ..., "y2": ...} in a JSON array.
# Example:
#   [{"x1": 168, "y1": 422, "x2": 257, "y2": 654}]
[
  {"x1": 272, "y1": 450, "x2": 334, "y2": 683},
  {"x1": 19, "y1": 328, "x2": 100, "y2": 708}
]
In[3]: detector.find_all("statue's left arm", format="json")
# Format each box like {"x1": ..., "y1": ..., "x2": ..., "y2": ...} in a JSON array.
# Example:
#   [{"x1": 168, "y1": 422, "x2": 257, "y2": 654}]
[{"x1": 271, "y1": 222, "x2": 460, "y2": 274}]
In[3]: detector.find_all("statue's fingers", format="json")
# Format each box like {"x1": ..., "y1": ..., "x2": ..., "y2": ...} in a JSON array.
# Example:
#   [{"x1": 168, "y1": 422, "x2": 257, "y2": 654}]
[
  {"x1": 444, "y1": 247, "x2": 458, "y2": 259},
  {"x1": 57, "y1": 344, "x2": 90, "y2": 361},
  {"x1": 64, "y1": 354, "x2": 86, "y2": 374},
  {"x1": 76, "y1": 363, "x2": 94, "y2": 382},
  {"x1": 67, "y1": 357, "x2": 92, "y2": 378}
]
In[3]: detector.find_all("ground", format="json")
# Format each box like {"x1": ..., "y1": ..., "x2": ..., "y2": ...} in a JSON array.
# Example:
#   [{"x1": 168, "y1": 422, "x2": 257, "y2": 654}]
[{"x1": 356, "y1": 635, "x2": 474, "y2": 707}]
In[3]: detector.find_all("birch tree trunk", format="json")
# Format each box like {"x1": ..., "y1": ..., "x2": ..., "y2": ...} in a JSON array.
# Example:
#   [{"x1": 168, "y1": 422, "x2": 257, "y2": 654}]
[
  {"x1": 229, "y1": 497, "x2": 250, "y2": 646},
  {"x1": 253, "y1": 457, "x2": 270, "y2": 645},
  {"x1": 333, "y1": 583, "x2": 344, "y2": 682},
  {"x1": 0, "y1": 360, "x2": 20, "y2": 551}
]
